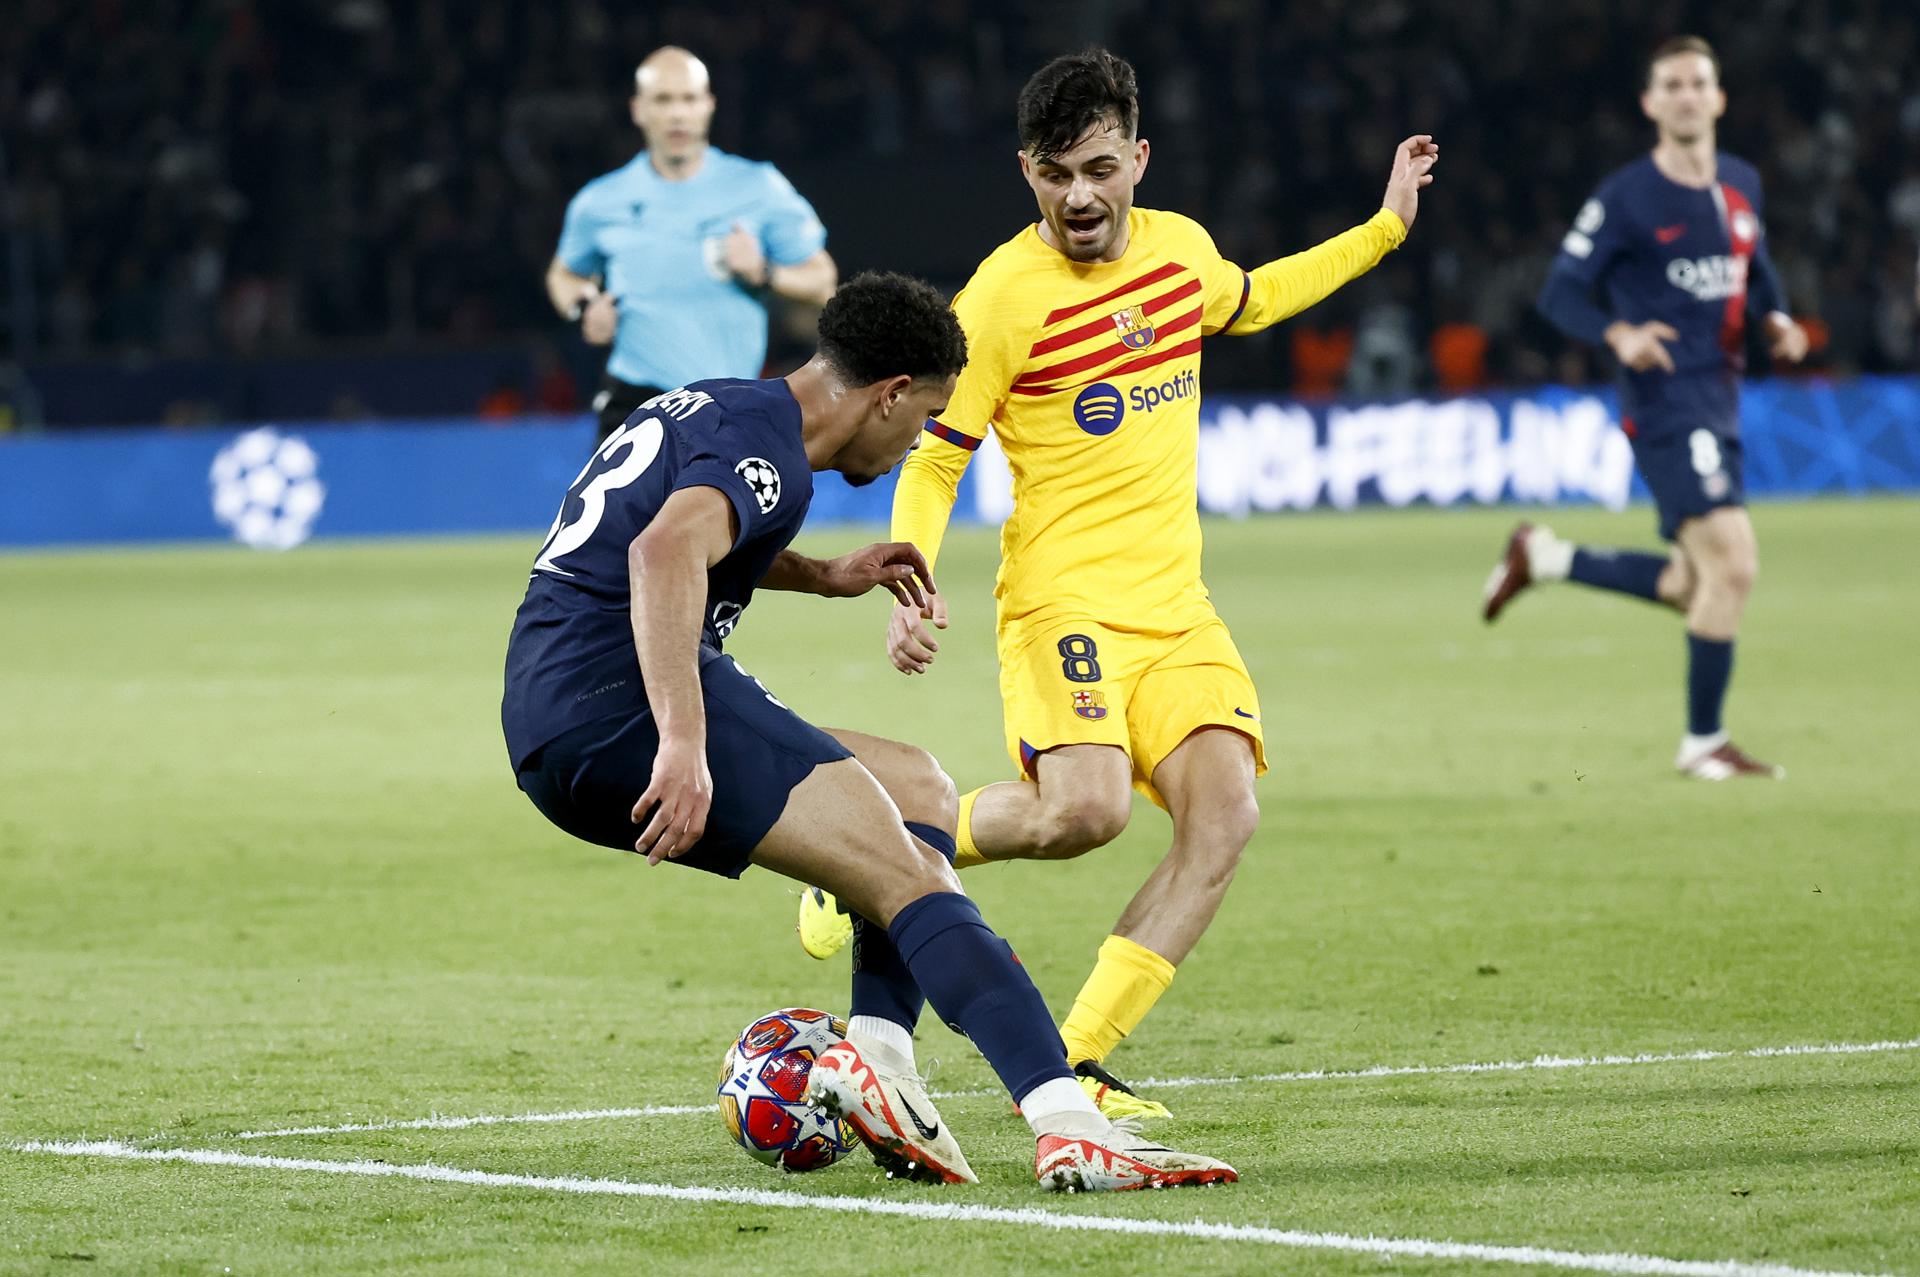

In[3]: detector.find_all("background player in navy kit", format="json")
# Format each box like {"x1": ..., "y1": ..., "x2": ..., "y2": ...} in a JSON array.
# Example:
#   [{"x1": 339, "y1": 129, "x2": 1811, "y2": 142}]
[
  {"x1": 545, "y1": 46, "x2": 838, "y2": 441},
  {"x1": 502, "y1": 272, "x2": 1237, "y2": 1192},
  {"x1": 1483, "y1": 36, "x2": 1810, "y2": 780}
]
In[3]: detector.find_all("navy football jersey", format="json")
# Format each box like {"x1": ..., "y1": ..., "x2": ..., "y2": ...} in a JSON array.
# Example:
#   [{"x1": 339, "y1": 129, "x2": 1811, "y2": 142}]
[
  {"x1": 502, "y1": 378, "x2": 813, "y2": 768},
  {"x1": 1543, "y1": 153, "x2": 1786, "y2": 434}
]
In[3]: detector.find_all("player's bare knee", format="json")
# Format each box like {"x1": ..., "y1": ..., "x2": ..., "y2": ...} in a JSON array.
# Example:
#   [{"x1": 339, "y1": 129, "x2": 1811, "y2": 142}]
[
  {"x1": 1723, "y1": 551, "x2": 1758, "y2": 600},
  {"x1": 1033, "y1": 790, "x2": 1130, "y2": 859},
  {"x1": 916, "y1": 750, "x2": 960, "y2": 835},
  {"x1": 1217, "y1": 790, "x2": 1260, "y2": 854}
]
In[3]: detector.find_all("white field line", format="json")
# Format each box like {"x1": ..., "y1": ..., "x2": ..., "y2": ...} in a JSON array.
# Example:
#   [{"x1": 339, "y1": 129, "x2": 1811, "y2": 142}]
[
  {"x1": 228, "y1": 1103, "x2": 711, "y2": 1140},
  {"x1": 9, "y1": 1140, "x2": 1893, "y2": 1277},
  {"x1": 219, "y1": 1035, "x2": 1920, "y2": 1143},
  {"x1": 1133, "y1": 1035, "x2": 1920, "y2": 1091}
]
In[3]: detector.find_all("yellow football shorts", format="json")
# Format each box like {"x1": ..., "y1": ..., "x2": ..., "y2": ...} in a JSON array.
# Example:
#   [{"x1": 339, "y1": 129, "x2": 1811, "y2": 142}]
[{"x1": 997, "y1": 614, "x2": 1267, "y2": 808}]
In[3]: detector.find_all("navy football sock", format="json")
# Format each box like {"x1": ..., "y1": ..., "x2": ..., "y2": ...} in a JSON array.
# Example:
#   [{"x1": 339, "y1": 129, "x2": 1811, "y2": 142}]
[
  {"x1": 847, "y1": 823, "x2": 956, "y2": 1032},
  {"x1": 1568, "y1": 547, "x2": 1666, "y2": 602},
  {"x1": 1687, "y1": 633, "x2": 1735, "y2": 737},
  {"x1": 903, "y1": 822, "x2": 957, "y2": 864},
  {"x1": 888, "y1": 892, "x2": 1074, "y2": 1101},
  {"x1": 850, "y1": 916, "x2": 922, "y2": 1032}
]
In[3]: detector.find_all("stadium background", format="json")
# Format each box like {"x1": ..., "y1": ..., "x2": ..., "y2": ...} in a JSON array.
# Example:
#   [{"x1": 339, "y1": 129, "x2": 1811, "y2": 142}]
[
  {"x1": 4, "y1": 0, "x2": 1918, "y2": 429},
  {"x1": 5, "y1": 5, "x2": 1919, "y2": 1272}
]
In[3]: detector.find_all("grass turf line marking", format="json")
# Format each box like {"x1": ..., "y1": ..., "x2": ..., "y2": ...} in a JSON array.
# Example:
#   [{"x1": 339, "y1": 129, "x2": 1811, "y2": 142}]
[
  {"x1": 227, "y1": 1104, "x2": 709, "y2": 1140},
  {"x1": 218, "y1": 1035, "x2": 1920, "y2": 1142},
  {"x1": 1135, "y1": 1035, "x2": 1920, "y2": 1091},
  {"x1": 10, "y1": 1140, "x2": 1892, "y2": 1277}
]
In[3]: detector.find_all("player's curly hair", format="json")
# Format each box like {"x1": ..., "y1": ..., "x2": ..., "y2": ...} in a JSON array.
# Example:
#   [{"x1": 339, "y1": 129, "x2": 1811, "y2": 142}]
[
  {"x1": 816, "y1": 272, "x2": 967, "y2": 386},
  {"x1": 1017, "y1": 47, "x2": 1139, "y2": 161}
]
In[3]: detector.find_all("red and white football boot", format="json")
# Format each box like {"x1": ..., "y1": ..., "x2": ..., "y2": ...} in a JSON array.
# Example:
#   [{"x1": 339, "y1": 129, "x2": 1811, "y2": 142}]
[
  {"x1": 806, "y1": 1039, "x2": 977, "y2": 1184},
  {"x1": 1482, "y1": 521, "x2": 1539, "y2": 623},
  {"x1": 1677, "y1": 738, "x2": 1786, "y2": 780},
  {"x1": 1036, "y1": 1121, "x2": 1238, "y2": 1192}
]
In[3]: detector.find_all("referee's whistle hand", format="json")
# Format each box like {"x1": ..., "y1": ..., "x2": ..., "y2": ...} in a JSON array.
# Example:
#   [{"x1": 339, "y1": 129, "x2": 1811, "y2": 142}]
[{"x1": 582, "y1": 292, "x2": 620, "y2": 346}]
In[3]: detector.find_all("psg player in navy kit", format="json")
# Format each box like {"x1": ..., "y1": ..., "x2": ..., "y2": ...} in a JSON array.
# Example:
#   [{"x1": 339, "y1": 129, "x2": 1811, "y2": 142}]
[
  {"x1": 501, "y1": 272, "x2": 1236, "y2": 1192},
  {"x1": 1483, "y1": 36, "x2": 1809, "y2": 780}
]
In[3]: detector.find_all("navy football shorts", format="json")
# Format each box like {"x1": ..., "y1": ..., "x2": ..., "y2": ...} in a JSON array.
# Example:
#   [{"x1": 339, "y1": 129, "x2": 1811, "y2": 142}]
[
  {"x1": 514, "y1": 654, "x2": 851, "y2": 877},
  {"x1": 1629, "y1": 422, "x2": 1745, "y2": 541}
]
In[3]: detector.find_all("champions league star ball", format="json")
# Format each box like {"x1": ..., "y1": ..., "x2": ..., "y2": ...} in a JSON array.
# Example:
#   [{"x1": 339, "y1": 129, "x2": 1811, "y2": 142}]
[
  {"x1": 717, "y1": 1008, "x2": 856, "y2": 1172},
  {"x1": 208, "y1": 426, "x2": 327, "y2": 550}
]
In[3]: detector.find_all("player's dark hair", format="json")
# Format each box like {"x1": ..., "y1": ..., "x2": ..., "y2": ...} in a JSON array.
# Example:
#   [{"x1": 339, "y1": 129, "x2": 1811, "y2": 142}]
[
  {"x1": 815, "y1": 272, "x2": 967, "y2": 387},
  {"x1": 1646, "y1": 35, "x2": 1719, "y2": 87},
  {"x1": 1017, "y1": 47, "x2": 1139, "y2": 161}
]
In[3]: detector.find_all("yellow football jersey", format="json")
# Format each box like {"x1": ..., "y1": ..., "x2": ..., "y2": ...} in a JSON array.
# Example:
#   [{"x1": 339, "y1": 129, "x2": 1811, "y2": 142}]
[{"x1": 895, "y1": 205, "x2": 1406, "y2": 633}]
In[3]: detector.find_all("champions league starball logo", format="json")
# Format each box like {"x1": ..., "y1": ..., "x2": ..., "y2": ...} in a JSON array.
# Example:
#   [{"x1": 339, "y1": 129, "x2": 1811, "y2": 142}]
[
  {"x1": 208, "y1": 427, "x2": 327, "y2": 550},
  {"x1": 735, "y1": 457, "x2": 782, "y2": 514}
]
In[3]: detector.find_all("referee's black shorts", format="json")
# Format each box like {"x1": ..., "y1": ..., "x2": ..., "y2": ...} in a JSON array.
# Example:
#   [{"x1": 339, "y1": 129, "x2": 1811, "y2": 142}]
[{"x1": 592, "y1": 373, "x2": 667, "y2": 441}]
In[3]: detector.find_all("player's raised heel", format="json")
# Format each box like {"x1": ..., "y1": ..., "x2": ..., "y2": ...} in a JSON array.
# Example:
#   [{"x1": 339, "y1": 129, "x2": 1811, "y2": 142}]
[
  {"x1": 1035, "y1": 1124, "x2": 1238, "y2": 1192},
  {"x1": 1481, "y1": 521, "x2": 1539, "y2": 623},
  {"x1": 797, "y1": 886, "x2": 852, "y2": 960},
  {"x1": 806, "y1": 1040, "x2": 978, "y2": 1184}
]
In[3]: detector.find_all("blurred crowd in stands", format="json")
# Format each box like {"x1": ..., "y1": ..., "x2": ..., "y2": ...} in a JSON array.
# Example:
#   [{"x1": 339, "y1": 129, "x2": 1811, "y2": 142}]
[{"x1": 5, "y1": 0, "x2": 1917, "y2": 419}]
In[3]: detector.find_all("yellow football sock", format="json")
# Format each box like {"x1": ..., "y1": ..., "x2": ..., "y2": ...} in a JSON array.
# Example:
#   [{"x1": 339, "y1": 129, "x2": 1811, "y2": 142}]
[
  {"x1": 1059, "y1": 934, "x2": 1176, "y2": 1067},
  {"x1": 953, "y1": 787, "x2": 989, "y2": 869}
]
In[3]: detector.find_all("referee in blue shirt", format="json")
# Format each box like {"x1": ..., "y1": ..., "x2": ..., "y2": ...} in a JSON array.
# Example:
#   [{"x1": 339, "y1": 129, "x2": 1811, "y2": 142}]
[{"x1": 546, "y1": 47, "x2": 838, "y2": 439}]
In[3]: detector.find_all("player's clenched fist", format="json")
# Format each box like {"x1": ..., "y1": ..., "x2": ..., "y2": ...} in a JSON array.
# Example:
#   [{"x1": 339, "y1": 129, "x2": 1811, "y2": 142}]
[
  {"x1": 887, "y1": 595, "x2": 949, "y2": 675},
  {"x1": 632, "y1": 734, "x2": 712, "y2": 865},
  {"x1": 1382, "y1": 135, "x2": 1439, "y2": 230},
  {"x1": 581, "y1": 290, "x2": 620, "y2": 345}
]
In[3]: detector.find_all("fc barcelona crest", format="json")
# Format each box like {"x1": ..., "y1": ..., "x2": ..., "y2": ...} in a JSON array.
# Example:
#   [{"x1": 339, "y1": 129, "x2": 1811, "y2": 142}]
[
  {"x1": 1071, "y1": 689, "x2": 1109, "y2": 720},
  {"x1": 1110, "y1": 304, "x2": 1156, "y2": 351}
]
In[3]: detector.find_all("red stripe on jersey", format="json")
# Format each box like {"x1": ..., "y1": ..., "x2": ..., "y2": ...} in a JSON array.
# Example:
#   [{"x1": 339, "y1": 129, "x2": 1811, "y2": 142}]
[
  {"x1": 1027, "y1": 278, "x2": 1203, "y2": 359},
  {"x1": 923, "y1": 420, "x2": 983, "y2": 451},
  {"x1": 1041, "y1": 262, "x2": 1186, "y2": 326},
  {"x1": 1716, "y1": 182, "x2": 1758, "y2": 359},
  {"x1": 1009, "y1": 336, "x2": 1203, "y2": 396},
  {"x1": 1013, "y1": 305, "x2": 1203, "y2": 388}
]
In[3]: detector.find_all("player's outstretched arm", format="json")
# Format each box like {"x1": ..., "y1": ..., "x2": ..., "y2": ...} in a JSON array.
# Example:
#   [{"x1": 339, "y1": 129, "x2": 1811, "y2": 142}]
[
  {"x1": 762, "y1": 543, "x2": 934, "y2": 609},
  {"x1": 626, "y1": 486, "x2": 738, "y2": 865},
  {"x1": 1218, "y1": 135, "x2": 1436, "y2": 335}
]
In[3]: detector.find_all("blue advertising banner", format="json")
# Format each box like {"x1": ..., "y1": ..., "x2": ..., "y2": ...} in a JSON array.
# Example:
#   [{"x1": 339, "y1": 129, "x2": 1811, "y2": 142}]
[{"x1": 1, "y1": 377, "x2": 1915, "y2": 549}]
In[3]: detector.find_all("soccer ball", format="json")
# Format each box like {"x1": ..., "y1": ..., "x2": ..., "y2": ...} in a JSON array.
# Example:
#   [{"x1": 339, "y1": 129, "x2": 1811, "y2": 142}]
[
  {"x1": 717, "y1": 1007, "x2": 855, "y2": 1172},
  {"x1": 208, "y1": 426, "x2": 326, "y2": 550}
]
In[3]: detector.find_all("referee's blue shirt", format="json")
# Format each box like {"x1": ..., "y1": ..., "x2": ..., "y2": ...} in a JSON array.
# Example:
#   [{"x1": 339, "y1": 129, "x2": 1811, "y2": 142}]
[{"x1": 556, "y1": 147, "x2": 827, "y2": 388}]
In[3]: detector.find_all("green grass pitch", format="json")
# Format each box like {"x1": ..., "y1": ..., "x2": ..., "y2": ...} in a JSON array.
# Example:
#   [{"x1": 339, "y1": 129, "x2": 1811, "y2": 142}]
[{"x1": 2, "y1": 499, "x2": 1915, "y2": 1275}]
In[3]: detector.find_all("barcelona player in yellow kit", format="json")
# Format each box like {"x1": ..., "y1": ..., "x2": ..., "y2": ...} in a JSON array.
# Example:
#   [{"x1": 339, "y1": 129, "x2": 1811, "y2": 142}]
[{"x1": 802, "y1": 48, "x2": 1438, "y2": 1116}]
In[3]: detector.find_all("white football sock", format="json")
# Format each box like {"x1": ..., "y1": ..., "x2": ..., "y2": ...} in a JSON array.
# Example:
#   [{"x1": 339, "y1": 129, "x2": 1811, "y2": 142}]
[
  {"x1": 847, "y1": 1016, "x2": 914, "y2": 1069},
  {"x1": 1019, "y1": 1075, "x2": 1106, "y2": 1139},
  {"x1": 1680, "y1": 730, "x2": 1729, "y2": 762},
  {"x1": 1527, "y1": 527, "x2": 1574, "y2": 581}
]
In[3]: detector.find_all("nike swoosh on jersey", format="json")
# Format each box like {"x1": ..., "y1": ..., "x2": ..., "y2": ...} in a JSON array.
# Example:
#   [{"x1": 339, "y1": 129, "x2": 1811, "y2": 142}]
[
  {"x1": 898, "y1": 1094, "x2": 940, "y2": 1141},
  {"x1": 1655, "y1": 223, "x2": 1687, "y2": 243}
]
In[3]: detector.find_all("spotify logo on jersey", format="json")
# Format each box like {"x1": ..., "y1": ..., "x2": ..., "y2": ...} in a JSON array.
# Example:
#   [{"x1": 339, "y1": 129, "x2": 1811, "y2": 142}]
[{"x1": 1072, "y1": 382, "x2": 1126, "y2": 436}]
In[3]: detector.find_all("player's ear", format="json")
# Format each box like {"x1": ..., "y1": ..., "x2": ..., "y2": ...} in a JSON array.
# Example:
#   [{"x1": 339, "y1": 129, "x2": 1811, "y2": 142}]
[
  {"x1": 1133, "y1": 137, "x2": 1150, "y2": 186},
  {"x1": 876, "y1": 374, "x2": 914, "y2": 415}
]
